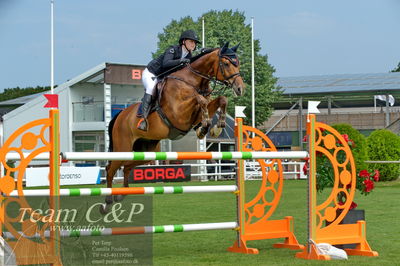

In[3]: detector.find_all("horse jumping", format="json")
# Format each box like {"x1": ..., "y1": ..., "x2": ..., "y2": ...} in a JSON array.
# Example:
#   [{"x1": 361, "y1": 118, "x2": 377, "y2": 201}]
[{"x1": 101, "y1": 42, "x2": 245, "y2": 213}]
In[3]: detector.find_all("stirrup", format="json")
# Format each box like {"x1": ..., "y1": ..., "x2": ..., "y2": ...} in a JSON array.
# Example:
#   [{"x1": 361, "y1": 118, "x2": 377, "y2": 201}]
[{"x1": 137, "y1": 118, "x2": 148, "y2": 131}]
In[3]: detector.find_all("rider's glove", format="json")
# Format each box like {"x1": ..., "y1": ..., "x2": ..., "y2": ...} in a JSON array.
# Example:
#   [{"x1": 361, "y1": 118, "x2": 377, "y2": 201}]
[{"x1": 180, "y1": 58, "x2": 191, "y2": 64}]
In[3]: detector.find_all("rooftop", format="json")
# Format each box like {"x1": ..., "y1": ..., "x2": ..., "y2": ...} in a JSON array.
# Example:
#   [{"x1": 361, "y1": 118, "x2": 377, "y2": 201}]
[{"x1": 278, "y1": 72, "x2": 400, "y2": 96}]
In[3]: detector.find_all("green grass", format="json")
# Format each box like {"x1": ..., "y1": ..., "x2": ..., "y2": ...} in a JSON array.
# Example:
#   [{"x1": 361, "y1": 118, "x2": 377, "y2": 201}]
[
  {"x1": 21, "y1": 179, "x2": 400, "y2": 265},
  {"x1": 149, "y1": 179, "x2": 399, "y2": 265}
]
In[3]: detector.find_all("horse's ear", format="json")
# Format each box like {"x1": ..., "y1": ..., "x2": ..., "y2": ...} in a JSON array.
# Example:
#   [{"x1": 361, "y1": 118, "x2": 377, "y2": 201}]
[
  {"x1": 231, "y1": 43, "x2": 240, "y2": 52},
  {"x1": 221, "y1": 42, "x2": 230, "y2": 53}
]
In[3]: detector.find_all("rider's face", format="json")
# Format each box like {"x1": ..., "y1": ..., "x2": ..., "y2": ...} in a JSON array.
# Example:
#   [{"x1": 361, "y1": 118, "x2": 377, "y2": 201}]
[{"x1": 183, "y1": 39, "x2": 196, "y2": 52}]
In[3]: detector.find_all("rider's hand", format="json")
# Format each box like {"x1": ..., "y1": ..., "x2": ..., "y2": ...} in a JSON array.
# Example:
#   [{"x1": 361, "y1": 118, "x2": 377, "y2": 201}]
[{"x1": 180, "y1": 58, "x2": 191, "y2": 64}]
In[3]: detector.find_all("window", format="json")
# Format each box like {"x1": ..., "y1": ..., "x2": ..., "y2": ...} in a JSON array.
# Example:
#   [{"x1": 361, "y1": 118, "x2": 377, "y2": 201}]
[
  {"x1": 73, "y1": 131, "x2": 106, "y2": 166},
  {"x1": 73, "y1": 132, "x2": 104, "y2": 152},
  {"x1": 82, "y1": 96, "x2": 95, "y2": 105}
]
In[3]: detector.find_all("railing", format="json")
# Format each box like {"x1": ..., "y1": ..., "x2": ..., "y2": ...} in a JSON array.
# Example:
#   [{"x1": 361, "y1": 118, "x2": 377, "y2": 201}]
[{"x1": 245, "y1": 160, "x2": 306, "y2": 180}]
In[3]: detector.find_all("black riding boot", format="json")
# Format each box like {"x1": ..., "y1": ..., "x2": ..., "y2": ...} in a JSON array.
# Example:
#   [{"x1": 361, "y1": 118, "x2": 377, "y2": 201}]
[{"x1": 137, "y1": 93, "x2": 153, "y2": 131}]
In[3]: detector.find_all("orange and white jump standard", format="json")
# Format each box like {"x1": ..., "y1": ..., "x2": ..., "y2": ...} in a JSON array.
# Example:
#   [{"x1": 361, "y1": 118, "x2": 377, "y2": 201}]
[
  {"x1": 227, "y1": 118, "x2": 304, "y2": 254},
  {"x1": 295, "y1": 114, "x2": 378, "y2": 260}
]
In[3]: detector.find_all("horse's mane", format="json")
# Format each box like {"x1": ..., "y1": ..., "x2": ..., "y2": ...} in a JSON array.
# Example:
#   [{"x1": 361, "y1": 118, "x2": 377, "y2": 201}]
[{"x1": 190, "y1": 48, "x2": 218, "y2": 63}]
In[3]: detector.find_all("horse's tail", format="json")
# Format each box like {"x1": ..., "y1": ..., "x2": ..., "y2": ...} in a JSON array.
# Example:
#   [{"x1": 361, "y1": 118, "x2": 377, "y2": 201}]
[{"x1": 107, "y1": 111, "x2": 122, "y2": 152}]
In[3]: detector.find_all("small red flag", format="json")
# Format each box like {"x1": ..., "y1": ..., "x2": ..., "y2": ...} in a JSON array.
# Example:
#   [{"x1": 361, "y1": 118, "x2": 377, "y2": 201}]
[{"x1": 44, "y1": 94, "x2": 59, "y2": 108}]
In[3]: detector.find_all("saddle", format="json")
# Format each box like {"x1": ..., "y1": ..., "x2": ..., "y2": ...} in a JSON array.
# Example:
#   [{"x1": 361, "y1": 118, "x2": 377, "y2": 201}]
[{"x1": 136, "y1": 78, "x2": 191, "y2": 140}]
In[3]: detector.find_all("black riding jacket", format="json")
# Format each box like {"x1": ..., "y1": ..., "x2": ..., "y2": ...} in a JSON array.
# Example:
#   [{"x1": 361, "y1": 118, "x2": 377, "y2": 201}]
[{"x1": 147, "y1": 45, "x2": 192, "y2": 76}]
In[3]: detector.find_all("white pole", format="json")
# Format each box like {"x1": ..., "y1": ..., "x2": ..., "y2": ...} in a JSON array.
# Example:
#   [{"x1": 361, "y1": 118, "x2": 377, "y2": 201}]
[
  {"x1": 202, "y1": 17, "x2": 205, "y2": 48},
  {"x1": 6, "y1": 151, "x2": 309, "y2": 161},
  {"x1": 251, "y1": 17, "x2": 255, "y2": 128},
  {"x1": 62, "y1": 151, "x2": 309, "y2": 161},
  {"x1": 50, "y1": 0, "x2": 54, "y2": 94},
  {"x1": 199, "y1": 16, "x2": 207, "y2": 181}
]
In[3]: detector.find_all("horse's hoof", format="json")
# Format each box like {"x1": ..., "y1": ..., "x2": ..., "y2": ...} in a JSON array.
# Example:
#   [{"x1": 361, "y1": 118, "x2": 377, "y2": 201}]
[
  {"x1": 105, "y1": 195, "x2": 113, "y2": 204},
  {"x1": 99, "y1": 203, "x2": 111, "y2": 214},
  {"x1": 114, "y1": 195, "x2": 125, "y2": 202},
  {"x1": 196, "y1": 127, "x2": 206, "y2": 139},
  {"x1": 217, "y1": 121, "x2": 226, "y2": 128},
  {"x1": 210, "y1": 125, "x2": 222, "y2": 138}
]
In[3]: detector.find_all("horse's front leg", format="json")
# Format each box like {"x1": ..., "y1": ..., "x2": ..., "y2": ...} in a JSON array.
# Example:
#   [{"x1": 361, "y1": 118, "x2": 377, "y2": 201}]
[
  {"x1": 207, "y1": 96, "x2": 227, "y2": 138},
  {"x1": 100, "y1": 161, "x2": 120, "y2": 214},
  {"x1": 113, "y1": 162, "x2": 134, "y2": 202},
  {"x1": 195, "y1": 94, "x2": 212, "y2": 139}
]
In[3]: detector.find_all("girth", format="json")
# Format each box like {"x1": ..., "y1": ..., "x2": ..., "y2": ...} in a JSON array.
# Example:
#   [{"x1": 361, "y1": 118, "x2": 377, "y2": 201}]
[
  {"x1": 154, "y1": 78, "x2": 191, "y2": 140},
  {"x1": 155, "y1": 103, "x2": 190, "y2": 140}
]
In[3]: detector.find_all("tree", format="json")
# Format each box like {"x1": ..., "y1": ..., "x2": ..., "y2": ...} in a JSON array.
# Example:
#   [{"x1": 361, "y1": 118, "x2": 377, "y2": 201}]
[
  {"x1": 153, "y1": 10, "x2": 281, "y2": 126},
  {"x1": 391, "y1": 62, "x2": 400, "y2": 72},
  {"x1": 0, "y1": 86, "x2": 50, "y2": 102}
]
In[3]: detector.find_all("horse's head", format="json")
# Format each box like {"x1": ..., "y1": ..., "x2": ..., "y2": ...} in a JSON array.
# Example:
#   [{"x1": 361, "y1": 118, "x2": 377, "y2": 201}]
[{"x1": 217, "y1": 42, "x2": 245, "y2": 96}]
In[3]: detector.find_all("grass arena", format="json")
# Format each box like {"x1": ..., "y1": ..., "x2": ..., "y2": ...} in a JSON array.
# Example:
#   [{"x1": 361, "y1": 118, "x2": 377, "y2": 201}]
[{"x1": 0, "y1": 107, "x2": 399, "y2": 265}]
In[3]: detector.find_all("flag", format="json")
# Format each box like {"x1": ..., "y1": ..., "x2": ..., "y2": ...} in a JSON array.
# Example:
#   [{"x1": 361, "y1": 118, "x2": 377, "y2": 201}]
[
  {"x1": 44, "y1": 94, "x2": 59, "y2": 108},
  {"x1": 374, "y1": 95, "x2": 395, "y2": 106},
  {"x1": 235, "y1": 106, "x2": 246, "y2": 118},
  {"x1": 308, "y1": 101, "x2": 320, "y2": 114}
]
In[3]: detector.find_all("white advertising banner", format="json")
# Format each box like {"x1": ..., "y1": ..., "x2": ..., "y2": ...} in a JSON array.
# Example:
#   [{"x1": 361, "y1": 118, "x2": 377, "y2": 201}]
[{"x1": 26, "y1": 166, "x2": 101, "y2": 187}]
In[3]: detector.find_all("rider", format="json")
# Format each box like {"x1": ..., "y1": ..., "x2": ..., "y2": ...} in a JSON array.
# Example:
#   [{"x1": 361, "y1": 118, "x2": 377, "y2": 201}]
[{"x1": 138, "y1": 29, "x2": 201, "y2": 131}]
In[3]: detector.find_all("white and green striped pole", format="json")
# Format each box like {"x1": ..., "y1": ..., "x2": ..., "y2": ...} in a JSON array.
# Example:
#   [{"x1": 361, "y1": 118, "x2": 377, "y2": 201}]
[
  {"x1": 3, "y1": 222, "x2": 237, "y2": 239},
  {"x1": 8, "y1": 185, "x2": 238, "y2": 197}
]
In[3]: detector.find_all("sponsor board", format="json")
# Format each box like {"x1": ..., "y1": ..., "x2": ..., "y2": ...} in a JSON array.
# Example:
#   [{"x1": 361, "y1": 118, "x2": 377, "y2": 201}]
[
  {"x1": 26, "y1": 166, "x2": 101, "y2": 187},
  {"x1": 129, "y1": 165, "x2": 191, "y2": 183}
]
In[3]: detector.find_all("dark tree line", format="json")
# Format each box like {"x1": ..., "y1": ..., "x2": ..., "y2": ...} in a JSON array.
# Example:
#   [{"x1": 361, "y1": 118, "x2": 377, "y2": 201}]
[
  {"x1": 391, "y1": 62, "x2": 400, "y2": 72},
  {"x1": 0, "y1": 86, "x2": 51, "y2": 102}
]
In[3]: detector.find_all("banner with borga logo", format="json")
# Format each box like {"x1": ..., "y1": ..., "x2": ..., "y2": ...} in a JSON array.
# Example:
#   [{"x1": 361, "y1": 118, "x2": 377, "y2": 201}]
[
  {"x1": 129, "y1": 165, "x2": 191, "y2": 183},
  {"x1": 3, "y1": 195, "x2": 153, "y2": 265}
]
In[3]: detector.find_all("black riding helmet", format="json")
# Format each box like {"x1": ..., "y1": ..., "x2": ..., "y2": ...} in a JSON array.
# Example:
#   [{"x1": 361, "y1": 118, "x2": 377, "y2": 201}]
[{"x1": 179, "y1": 30, "x2": 201, "y2": 45}]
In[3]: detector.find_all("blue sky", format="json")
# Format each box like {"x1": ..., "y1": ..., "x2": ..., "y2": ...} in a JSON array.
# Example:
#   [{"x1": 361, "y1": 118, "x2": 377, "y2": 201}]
[{"x1": 1, "y1": 0, "x2": 399, "y2": 90}]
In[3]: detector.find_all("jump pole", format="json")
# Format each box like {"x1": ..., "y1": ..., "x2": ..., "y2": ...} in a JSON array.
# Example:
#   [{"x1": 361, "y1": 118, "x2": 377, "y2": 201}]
[
  {"x1": 9, "y1": 185, "x2": 238, "y2": 197},
  {"x1": 3, "y1": 222, "x2": 238, "y2": 240},
  {"x1": 60, "y1": 151, "x2": 308, "y2": 161},
  {"x1": 6, "y1": 151, "x2": 308, "y2": 161}
]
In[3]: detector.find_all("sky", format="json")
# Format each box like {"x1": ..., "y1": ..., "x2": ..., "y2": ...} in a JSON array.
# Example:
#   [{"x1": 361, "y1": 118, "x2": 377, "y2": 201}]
[{"x1": 1, "y1": 0, "x2": 400, "y2": 91}]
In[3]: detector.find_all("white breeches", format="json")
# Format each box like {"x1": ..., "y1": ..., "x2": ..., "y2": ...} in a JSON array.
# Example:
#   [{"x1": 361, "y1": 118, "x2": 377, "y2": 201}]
[{"x1": 142, "y1": 68, "x2": 157, "y2": 95}]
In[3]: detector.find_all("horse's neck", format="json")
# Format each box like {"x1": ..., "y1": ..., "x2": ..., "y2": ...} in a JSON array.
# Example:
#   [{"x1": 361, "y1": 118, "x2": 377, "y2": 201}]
[
  {"x1": 159, "y1": 52, "x2": 219, "y2": 129},
  {"x1": 190, "y1": 51, "x2": 219, "y2": 77}
]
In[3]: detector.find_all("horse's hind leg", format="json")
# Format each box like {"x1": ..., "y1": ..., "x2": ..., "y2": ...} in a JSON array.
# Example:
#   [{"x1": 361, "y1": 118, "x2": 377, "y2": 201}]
[{"x1": 100, "y1": 161, "x2": 120, "y2": 214}]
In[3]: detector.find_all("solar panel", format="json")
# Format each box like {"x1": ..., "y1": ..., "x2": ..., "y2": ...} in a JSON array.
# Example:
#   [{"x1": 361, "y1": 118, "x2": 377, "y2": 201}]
[{"x1": 278, "y1": 72, "x2": 400, "y2": 95}]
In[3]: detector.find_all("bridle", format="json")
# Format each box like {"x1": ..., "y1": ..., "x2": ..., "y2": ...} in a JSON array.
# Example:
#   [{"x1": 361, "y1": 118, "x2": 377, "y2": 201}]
[
  {"x1": 166, "y1": 49, "x2": 241, "y2": 97},
  {"x1": 187, "y1": 50, "x2": 241, "y2": 88},
  {"x1": 217, "y1": 51, "x2": 241, "y2": 87}
]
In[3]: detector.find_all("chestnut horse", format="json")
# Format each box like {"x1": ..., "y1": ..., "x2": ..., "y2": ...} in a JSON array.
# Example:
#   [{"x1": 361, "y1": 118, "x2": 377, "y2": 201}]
[{"x1": 101, "y1": 42, "x2": 245, "y2": 213}]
